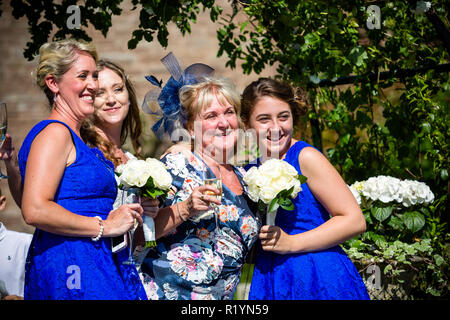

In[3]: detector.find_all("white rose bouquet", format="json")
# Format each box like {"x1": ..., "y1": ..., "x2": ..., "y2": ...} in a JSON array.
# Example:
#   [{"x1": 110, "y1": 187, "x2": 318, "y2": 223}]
[
  {"x1": 116, "y1": 158, "x2": 173, "y2": 247},
  {"x1": 243, "y1": 159, "x2": 307, "y2": 225}
]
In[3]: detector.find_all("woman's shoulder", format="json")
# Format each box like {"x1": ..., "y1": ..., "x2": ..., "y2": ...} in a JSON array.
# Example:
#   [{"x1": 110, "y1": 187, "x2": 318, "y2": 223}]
[
  {"x1": 25, "y1": 120, "x2": 74, "y2": 142},
  {"x1": 20, "y1": 120, "x2": 73, "y2": 154},
  {"x1": 298, "y1": 143, "x2": 322, "y2": 160},
  {"x1": 18, "y1": 120, "x2": 77, "y2": 178},
  {"x1": 32, "y1": 122, "x2": 76, "y2": 152},
  {"x1": 297, "y1": 144, "x2": 333, "y2": 178},
  {"x1": 288, "y1": 140, "x2": 318, "y2": 155}
]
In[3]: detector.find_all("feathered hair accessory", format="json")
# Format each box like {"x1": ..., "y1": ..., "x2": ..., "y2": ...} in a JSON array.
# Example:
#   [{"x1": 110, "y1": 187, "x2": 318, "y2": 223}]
[{"x1": 142, "y1": 52, "x2": 215, "y2": 140}]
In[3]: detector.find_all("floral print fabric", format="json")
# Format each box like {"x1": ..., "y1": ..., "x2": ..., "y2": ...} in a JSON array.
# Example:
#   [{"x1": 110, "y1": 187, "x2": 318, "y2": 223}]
[{"x1": 140, "y1": 152, "x2": 261, "y2": 300}]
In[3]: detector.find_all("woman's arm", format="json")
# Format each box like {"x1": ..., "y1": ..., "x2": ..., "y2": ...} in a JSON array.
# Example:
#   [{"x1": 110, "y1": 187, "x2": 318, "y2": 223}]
[
  {"x1": 21, "y1": 123, "x2": 142, "y2": 237},
  {"x1": 0, "y1": 134, "x2": 23, "y2": 207},
  {"x1": 259, "y1": 147, "x2": 366, "y2": 254}
]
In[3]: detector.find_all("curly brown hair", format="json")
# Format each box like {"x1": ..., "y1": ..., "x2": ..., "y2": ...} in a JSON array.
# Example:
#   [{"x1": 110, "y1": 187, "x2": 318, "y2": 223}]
[
  {"x1": 240, "y1": 77, "x2": 308, "y2": 128},
  {"x1": 80, "y1": 60, "x2": 142, "y2": 167}
]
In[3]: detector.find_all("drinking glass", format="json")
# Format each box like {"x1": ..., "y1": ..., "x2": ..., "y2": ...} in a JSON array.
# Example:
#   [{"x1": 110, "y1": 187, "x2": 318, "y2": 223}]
[
  {"x1": 202, "y1": 165, "x2": 222, "y2": 231},
  {"x1": 0, "y1": 102, "x2": 8, "y2": 179},
  {"x1": 121, "y1": 187, "x2": 140, "y2": 265}
]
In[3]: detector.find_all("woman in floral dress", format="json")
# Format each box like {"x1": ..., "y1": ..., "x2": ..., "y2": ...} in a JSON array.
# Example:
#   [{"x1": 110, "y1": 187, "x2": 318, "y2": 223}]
[{"x1": 139, "y1": 73, "x2": 261, "y2": 300}]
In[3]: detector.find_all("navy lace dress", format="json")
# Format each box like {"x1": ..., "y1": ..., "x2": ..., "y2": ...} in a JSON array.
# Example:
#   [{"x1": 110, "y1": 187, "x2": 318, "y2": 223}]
[
  {"x1": 18, "y1": 120, "x2": 147, "y2": 300},
  {"x1": 248, "y1": 141, "x2": 369, "y2": 300}
]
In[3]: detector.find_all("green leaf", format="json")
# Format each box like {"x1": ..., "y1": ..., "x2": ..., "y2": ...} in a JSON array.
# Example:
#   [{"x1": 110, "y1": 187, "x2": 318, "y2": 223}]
[
  {"x1": 387, "y1": 215, "x2": 404, "y2": 230},
  {"x1": 440, "y1": 169, "x2": 448, "y2": 180},
  {"x1": 433, "y1": 254, "x2": 444, "y2": 267},
  {"x1": 384, "y1": 264, "x2": 393, "y2": 274},
  {"x1": 298, "y1": 174, "x2": 307, "y2": 184},
  {"x1": 402, "y1": 211, "x2": 425, "y2": 233},
  {"x1": 240, "y1": 21, "x2": 249, "y2": 32},
  {"x1": 257, "y1": 200, "x2": 267, "y2": 213},
  {"x1": 278, "y1": 186, "x2": 294, "y2": 198},
  {"x1": 268, "y1": 198, "x2": 280, "y2": 213},
  {"x1": 363, "y1": 211, "x2": 373, "y2": 224},
  {"x1": 278, "y1": 197, "x2": 294, "y2": 211},
  {"x1": 371, "y1": 206, "x2": 393, "y2": 222},
  {"x1": 361, "y1": 231, "x2": 386, "y2": 247},
  {"x1": 348, "y1": 46, "x2": 368, "y2": 67}
]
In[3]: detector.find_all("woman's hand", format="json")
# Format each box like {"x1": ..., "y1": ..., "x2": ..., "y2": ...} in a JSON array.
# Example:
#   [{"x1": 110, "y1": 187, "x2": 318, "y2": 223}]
[
  {"x1": 154, "y1": 185, "x2": 221, "y2": 239},
  {"x1": 2, "y1": 295, "x2": 23, "y2": 300},
  {"x1": 141, "y1": 197, "x2": 160, "y2": 219},
  {"x1": 259, "y1": 225, "x2": 294, "y2": 254},
  {"x1": 160, "y1": 142, "x2": 192, "y2": 160},
  {"x1": 179, "y1": 185, "x2": 221, "y2": 220},
  {"x1": 104, "y1": 203, "x2": 143, "y2": 237},
  {"x1": 0, "y1": 134, "x2": 14, "y2": 161},
  {"x1": 0, "y1": 133, "x2": 22, "y2": 207}
]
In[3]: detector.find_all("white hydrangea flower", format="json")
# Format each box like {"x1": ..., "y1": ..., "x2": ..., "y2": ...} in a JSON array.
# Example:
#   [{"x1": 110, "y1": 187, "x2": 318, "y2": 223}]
[
  {"x1": 350, "y1": 175, "x2": 434, "y2": 207},
  {"x1": 348, "y1": 185, "x2": 361, "y2": 205}
]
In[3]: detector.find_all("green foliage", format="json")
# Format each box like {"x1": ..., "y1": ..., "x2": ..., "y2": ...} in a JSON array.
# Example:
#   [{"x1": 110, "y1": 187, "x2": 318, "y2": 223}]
[
  {"x1": 9, "y1": 0, "x2": 222, "y2": 60},
  {"x1": 343, "y1": 191, "x2": 448, "y2": 298},
  {"x1": 10, "y1": 0, "x2": 123, "y2": 60}
]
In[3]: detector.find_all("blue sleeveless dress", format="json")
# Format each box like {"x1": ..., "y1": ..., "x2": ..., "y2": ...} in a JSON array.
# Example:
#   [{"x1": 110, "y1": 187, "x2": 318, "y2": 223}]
[
  {"x1": 248, "y1": 141, "x2": 369, "y2": 300},
  {"x1": 18, "y1": 120, "x2": 147, "y2": 300}
]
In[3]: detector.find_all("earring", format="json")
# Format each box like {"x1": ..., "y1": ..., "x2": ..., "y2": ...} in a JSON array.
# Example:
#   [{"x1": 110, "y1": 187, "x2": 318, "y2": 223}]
[{"x1": 190, "y1": 135, "x2": 195, "y2": 152}]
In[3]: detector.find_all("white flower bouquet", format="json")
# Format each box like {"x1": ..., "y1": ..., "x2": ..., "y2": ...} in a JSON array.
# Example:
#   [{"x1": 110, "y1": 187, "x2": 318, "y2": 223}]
[
  {"x1": 243, "y1": 159, "x2": 307, "y2": 225},
  {"x1": 116, "y1": 158, "x2": 173, "y2": 247}
]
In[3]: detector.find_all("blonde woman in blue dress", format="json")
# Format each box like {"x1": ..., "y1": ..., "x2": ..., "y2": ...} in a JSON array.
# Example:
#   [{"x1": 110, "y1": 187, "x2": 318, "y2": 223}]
[{"x1": 18, "y1": 39, "x2": 147, "y2": 299}]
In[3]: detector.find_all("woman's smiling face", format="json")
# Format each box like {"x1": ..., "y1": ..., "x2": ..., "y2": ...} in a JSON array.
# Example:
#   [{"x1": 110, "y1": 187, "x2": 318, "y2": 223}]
[
  {"x1": 54, "y1": 51, "x2": 98, "y2": 119},
  {"x1": 192, "y1": 94, "x2": 239, "y2": 162},
  {"x1": 248, "y1": 95, "x2": 294, "y2": 159},
  {"x1": 93, "y1": 67, "x2": 129, "y2": 128}
]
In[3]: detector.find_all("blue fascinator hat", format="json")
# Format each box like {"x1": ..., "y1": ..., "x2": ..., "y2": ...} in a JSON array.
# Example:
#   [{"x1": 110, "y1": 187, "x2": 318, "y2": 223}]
[{"x1": 142, "y1": 52, "x2": 215, "y2": 140}]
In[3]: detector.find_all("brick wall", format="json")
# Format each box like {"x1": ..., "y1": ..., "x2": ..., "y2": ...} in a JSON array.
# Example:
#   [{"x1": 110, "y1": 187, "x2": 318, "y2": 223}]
[{"x1": 0, "y1": 0, "x2": 276, "y2": 233}]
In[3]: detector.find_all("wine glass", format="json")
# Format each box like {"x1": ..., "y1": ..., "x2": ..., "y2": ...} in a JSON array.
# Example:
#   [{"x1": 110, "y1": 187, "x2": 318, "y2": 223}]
[
  {"x1": 122, "y1": 187, "x2": 140, "y2": 265},
  {"x1": 202, "y1": 164, "x2": 222, "y2": 232},
  {"x1": 0, "y1": 102, "x2": 8, "y2": 179}
]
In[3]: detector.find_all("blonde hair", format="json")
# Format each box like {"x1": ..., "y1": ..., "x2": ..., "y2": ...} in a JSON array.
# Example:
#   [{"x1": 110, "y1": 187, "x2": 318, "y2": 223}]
[
  {"x1": 179, "y1": 77, "x2": 242, "y2": 131},
  {"x1": 34, "y1": 38, "x2": 98, "y2": 106}
]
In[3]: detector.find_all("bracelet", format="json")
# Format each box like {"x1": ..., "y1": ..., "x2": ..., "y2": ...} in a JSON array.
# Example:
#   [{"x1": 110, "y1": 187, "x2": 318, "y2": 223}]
[
  {"x1": 176, "y1": 202, "x2": 187, "y2": 222},
  {"x1": 91, "y1": 216, "x2": 104, "y2": 241}
]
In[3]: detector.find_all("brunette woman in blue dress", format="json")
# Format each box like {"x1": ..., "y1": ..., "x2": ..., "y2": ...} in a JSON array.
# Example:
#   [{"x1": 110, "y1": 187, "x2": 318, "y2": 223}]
[{"x1": 242, "y1": 78, "x2": 370, "y2": 300}]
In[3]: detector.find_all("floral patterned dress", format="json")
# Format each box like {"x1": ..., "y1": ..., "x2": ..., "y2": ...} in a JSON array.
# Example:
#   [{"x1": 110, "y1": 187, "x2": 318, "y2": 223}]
[{"x1": 140, "y1": 152, "x2": 261, "y2": 300}]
